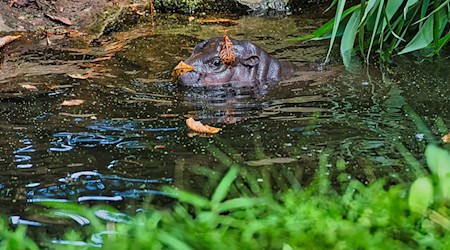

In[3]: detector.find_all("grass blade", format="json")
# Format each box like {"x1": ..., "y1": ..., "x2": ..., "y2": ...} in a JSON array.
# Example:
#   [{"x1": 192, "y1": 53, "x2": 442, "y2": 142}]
[
  {"x1": 325, "y1": 0, "x2": 347, "y2": 64},
  {"x1": 211, "y1": 167, "x2": 239, "y2": 204},
  {"x1": 404, "y1": 0, "x2": 420, "y2": 19},
  {"x1": 366, "y1": 0, "x2": 384, "y2": 64},
  {"x1": 341, "y1": 10, "x2": 361, "y2": 67}
]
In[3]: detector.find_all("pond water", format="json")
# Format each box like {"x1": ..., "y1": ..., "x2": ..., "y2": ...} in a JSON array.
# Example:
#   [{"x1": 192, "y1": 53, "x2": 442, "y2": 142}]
[{"x1": 0, "y1": 13, "x2": 449, "y2": 237}]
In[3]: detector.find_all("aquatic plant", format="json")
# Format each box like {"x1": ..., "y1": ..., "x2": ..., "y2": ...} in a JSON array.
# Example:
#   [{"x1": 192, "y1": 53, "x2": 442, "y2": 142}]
[
  {"x1": 290, "y1": 0, "x2": 450, "y2": 67},
  {"x1": 2, "y1": 144, "x2": 448, "y2": 249}
]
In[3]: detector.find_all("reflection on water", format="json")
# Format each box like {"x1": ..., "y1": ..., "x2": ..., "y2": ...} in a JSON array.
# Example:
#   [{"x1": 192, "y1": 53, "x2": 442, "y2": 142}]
[{"x1": 0, "y1": 14, "x2": 448, "y2": 242}]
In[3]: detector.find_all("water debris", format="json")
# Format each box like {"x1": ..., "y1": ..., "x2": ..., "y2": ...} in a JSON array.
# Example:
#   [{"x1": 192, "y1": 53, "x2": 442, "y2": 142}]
[
  {"x1": 61, "y1": 99, "x2": 85, "y2": 106},
  {"x1": 186, "y1": 117, "x2": 222, "y2": 134},
  {"x1": 45, "y1": 14, "x2": 74, "y2": 26},
  {"x1": 90, "y1": 56, "x2": 113, "y2": 62},
  {"x1": 172, "y1": 61, "x2": 195, "y2": 79},
  {"x1": 220, "y1": 33, "x2": 236, "y2": 65},
  {"x1": 67, "y1": 70, "x2": 94, "y2": 79},
  {"x1": 20, "y1": 84, "x2": 38, "y2": 91},
  {"x1": 0, "y1": 35, "x2": 21, "y2": 49},
  {"x1": 442, "y1": 133, "x2": 450, "y2": 143},
  {"x1": 245, "y1": 157, "x2": 298, "y2": 167}
]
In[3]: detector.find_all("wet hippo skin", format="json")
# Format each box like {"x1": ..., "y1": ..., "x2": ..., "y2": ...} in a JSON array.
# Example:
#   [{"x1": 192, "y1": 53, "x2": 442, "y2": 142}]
[{"x1": 177, "y1": 37, "x2": 293, "y2": 87}]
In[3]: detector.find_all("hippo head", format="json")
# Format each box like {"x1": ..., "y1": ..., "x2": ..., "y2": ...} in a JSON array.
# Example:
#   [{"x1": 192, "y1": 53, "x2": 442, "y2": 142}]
[{"x1": 175, "y1": 37, "x2": 292, "y2": 87}]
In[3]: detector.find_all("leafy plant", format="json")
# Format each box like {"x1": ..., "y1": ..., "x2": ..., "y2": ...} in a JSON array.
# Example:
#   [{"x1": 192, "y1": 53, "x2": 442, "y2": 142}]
[
  {"x1": 290, "y1": 0, "x2": 450, "y2": 67},
  {"x1": 409, "y1": 145, "x2": 450, "y2": 230},
  {"x1": 2, "y1": 144, "x2": 449, "y2": 249}
]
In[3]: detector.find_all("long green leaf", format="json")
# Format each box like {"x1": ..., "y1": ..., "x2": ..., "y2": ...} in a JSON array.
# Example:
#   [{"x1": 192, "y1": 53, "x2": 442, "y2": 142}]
[
  {"x1": 382, "y1": 0, "x2": 404, "y2": 28},
  {"x1": 359, "y1": 0, "x2": 377, "y2": 27},
  {"x1": 163, "y1": 187, "x2": 210, "y2": 208},
  {"x1": 399, "y1": 13, "x2": 446, "y2": 54},
  {"x1": 217, "y1": 197, "x2": 262, "y2": 212},
  {"x1": 324, "y1": 0, "x2": 339, "y2": 13},
  {"x1": 366, "y1": 0, "x2": 384, "y2": 64},
  {"x1": 414, "y1": 0, "x2": 450, "y2": 25},
  {"x1": 404, "y1": 0, "x2": 419, "y2": 19},
  {"x1": 428, "y1": 31, "x2": 450, "y2": 55},
  {"x1": 288, "y1": 5, "x2": 360, "y2": 41},
  {"x1": 211, "y1": 166, "x2": 239, "y2": 204},
  {"x1": 325, "y1": 0, "x2": 347, "y2": 64},
  {"x1": 341, "y1": 10, "x2": 361, "y2": 67},
  {"x1": 359, "y1": 0, "x2": 367, "y2": 59}
]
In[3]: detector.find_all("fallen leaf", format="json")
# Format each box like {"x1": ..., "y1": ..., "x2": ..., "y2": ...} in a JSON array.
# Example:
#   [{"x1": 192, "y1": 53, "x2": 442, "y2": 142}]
[
  {"x1": 172, "y1": 61, "x2": 195, "y2": 79},
  {"x1": 68, "y1": 70, "x2": 93, "y2": 79},
  {"x1": 220, "y1": 33, "x2": 236, "y2": 65},
  {"x1": 91, "y1": 56, "x2": 113, "y2": 62},
  {"x1": 442, "y1": 133, "x2": 450, "y2": 143},
  {"x1": 45, "y1": 14, "x2": 73, "y2": 26},
  {"x1": 61, "y1": 99, "x2": 85, "y2": 106},
  {"x1": 0, "y1": 35, "x2": 21, "y2": 49},
  {"x1": 245, "y1": 157, "x2": 298, "y2": 167},
  {"x1": 186, "y1": 117, "x2": 222, "y2": 134},
  {"x1": 20, "y1": 84, "x2": 38, "y2": 90}
]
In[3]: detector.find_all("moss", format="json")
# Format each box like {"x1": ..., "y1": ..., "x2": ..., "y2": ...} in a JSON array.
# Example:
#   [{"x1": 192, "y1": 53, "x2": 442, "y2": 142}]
[{"x1": 155, "y1": 0, "x2": 204, "y2": 12}]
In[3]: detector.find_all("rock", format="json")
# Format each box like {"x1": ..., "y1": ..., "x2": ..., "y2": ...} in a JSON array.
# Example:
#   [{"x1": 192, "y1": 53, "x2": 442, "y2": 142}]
[{"x1": 0, "y1": 13, "x2": 15, "y2": 32}]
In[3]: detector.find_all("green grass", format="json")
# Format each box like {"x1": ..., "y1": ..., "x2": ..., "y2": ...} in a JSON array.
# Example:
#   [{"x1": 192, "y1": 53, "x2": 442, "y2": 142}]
[
  {"x1": 290, "y1": 0, "x2": 450, "y2": 68},
  {"x1": 1, "y1": 145, "x2": 449, "y2": 249}
]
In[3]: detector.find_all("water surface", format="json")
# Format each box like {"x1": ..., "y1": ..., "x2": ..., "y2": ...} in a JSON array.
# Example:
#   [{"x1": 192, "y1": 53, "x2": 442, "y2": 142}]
[{"x1": 0, "y1": 14, "x2": 448, "y2": 234}]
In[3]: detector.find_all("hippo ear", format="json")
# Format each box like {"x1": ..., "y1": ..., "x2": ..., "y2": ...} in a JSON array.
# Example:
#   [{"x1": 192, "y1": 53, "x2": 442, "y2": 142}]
[
  {"x1": 240, "y1": 55, "x2": 260, "y2": 67},
  {"x1": 192, "y1": 40, "x2": 210, "y2": 55}
]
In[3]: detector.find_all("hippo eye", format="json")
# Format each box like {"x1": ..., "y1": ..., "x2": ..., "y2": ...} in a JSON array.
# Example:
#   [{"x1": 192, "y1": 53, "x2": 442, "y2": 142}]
[{"x1": 211, "y1": 58, "x2": 222, "y2": 67}]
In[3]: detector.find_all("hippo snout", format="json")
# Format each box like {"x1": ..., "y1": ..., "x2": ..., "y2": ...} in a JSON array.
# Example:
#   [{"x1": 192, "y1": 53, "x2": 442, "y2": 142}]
[{"x1": 179, "y1": 71, "x2": 200, "y2": 86}]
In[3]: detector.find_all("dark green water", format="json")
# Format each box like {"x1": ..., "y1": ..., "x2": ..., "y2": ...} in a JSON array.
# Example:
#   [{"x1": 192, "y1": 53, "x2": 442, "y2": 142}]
[{"x1": 0, "y1": 14, "x2": 448, "y2": 234}]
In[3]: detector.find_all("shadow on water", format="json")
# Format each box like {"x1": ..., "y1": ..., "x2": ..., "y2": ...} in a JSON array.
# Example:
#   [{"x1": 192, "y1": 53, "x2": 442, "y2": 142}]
[{"x1": 0, "y1": 13, "x2": 448, "y2": 237}]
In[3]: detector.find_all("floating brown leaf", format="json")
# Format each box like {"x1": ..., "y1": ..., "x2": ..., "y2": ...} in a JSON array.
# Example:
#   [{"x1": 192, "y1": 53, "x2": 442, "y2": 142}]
[
  {"x1": 0, "y1": 35, "x2": 21, "y2": 49},
  {"x1": 61, "y1": 99, "x2": 85, "y2": 106},
  {"x1": 20, "y1": 84, "x2": 38, "y2": 90},
  {"x1": 186, "y1": 117, "x2": 222, "y2": 134},
  {"x1": 220, "y1": 33, "x2": 236, "y2": 65},
  {"x1": 172, "y1": 61, "x2": 195, "y2": 79},
  {"x1": 68, "y1": 70, "x2": 94, "y2": 79},
  {"x1": 91, "y1": 56, "x2": 113, "y2": 62},
  {"x1": 45, "y1": 14, "x2": 73, "y2": 26},
  {"x1": 442, "y1": 133, "x2": 450, "y2": 143}
]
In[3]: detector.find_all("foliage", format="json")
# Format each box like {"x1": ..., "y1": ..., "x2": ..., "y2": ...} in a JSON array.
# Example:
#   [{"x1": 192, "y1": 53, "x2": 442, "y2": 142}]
[
  {"x1": 1, "y1": 145, "x2": 449, "y2": 249},
  {"x1": 290, "y1": 0, "x2": 450, "y2": 67}
]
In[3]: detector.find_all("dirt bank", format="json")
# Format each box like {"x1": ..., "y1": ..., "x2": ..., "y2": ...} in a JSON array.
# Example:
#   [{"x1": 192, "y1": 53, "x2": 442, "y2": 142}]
[{"x1": 0, "y1": 0, "x2": 126, "y2": 32}]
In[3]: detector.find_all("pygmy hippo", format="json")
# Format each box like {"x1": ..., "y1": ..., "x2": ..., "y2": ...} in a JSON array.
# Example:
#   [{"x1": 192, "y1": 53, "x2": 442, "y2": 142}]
[{"x1": 175, "y1": 37, "x2": 293, "y2": 87}]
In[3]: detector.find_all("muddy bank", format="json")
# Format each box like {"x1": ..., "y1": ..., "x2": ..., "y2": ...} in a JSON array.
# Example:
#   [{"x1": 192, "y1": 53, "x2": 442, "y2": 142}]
[
  {"x1": 0, "y1": 0, "x2": 120, "y2": 32},
  {"x1": 0, "y1": 0, "x2": 333, "y2": 33}
]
